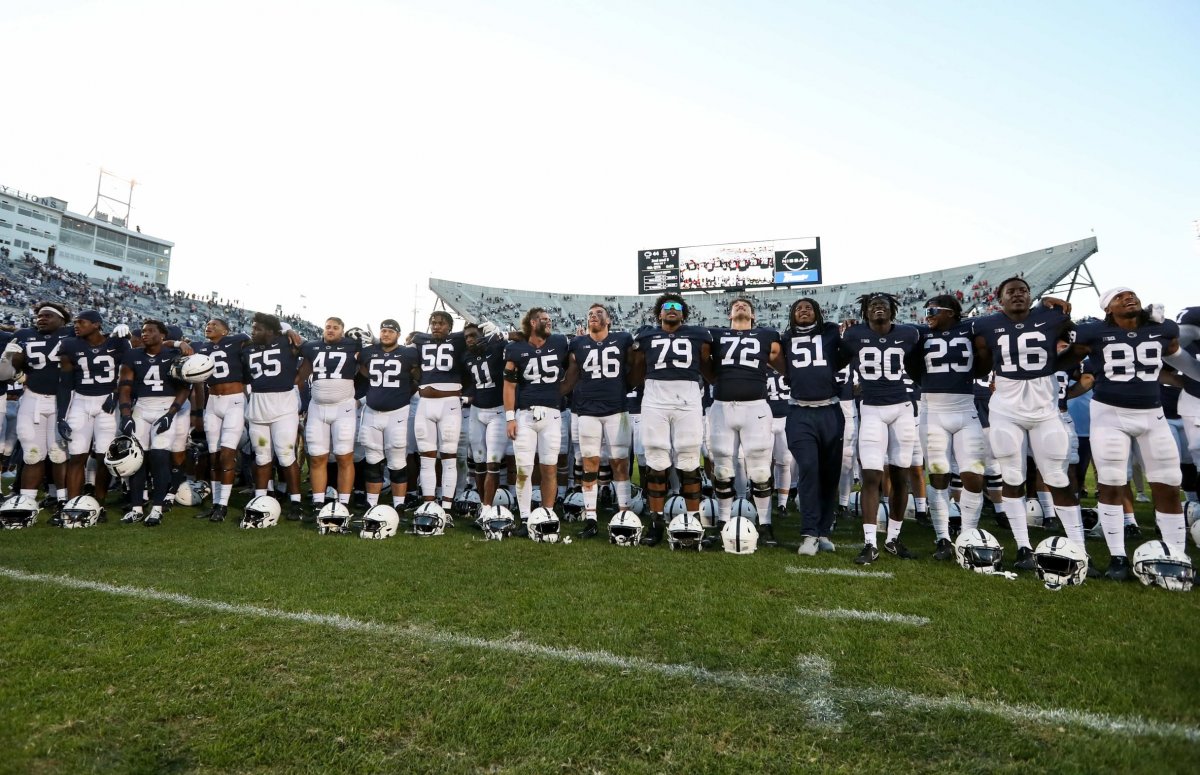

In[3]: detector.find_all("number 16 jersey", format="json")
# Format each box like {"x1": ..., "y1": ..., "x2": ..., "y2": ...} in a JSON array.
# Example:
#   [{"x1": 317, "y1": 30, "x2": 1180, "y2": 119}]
[{"x1": 974, "y1": 306, "x2": 1072, "y2": 421}]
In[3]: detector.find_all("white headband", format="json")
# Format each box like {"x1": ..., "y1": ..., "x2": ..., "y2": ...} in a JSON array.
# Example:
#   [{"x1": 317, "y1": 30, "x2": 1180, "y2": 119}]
[
  {"x1": 36, "y1": 306, "x2": 64, "y2": 319},
  {"x1": 1099, "y1": 286, "x2": 1134, "y2": 313}
]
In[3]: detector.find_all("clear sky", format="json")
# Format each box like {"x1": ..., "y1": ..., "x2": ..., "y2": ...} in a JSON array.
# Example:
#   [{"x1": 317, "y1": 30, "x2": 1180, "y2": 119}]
[{"x1": 3, "y1": 0, "x2": 1196, "y2": 332}]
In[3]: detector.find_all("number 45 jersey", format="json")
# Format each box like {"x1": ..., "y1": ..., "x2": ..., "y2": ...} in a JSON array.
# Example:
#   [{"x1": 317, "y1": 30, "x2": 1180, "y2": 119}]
[
  {"x1": 568, "y1": 331, "x2": 633, "y2": 417},
  {"x1": 504, "y1": 334, "x2": 569, "y2": 409}
]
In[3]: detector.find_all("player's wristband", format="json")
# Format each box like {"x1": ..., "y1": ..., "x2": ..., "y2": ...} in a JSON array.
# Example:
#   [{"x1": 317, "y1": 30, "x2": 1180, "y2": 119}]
[
  {"x1": 119, "y1": 402, "x2": 132, "y2": 412},
  {"x1": 505, "y1": 410, "x2": 516, "y2": 422},
  {"x1": 190, "y1": 409, "x2": 202, "y2": 417}
]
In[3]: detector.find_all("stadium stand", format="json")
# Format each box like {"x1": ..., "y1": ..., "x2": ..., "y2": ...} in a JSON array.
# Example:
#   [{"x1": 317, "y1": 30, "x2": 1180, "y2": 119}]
[
  {"x1": 0, "y1": 248, "x2": 320, "y2": 339},
  {"x1": 431, "y1": 238, "x2": 1098, "y2": 331}
]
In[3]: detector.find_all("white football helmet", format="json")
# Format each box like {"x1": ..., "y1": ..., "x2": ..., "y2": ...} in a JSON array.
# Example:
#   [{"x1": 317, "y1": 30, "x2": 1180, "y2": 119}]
[
  {"x1": 663, "y1": 493, "x2": 687, "y2": 517},
  {"x1": 730, "y1": 498, "x2": 757, "y2": 523},
  {"x1": 344, "y1": 327, "x2": 374, "y2": 348},
  {"x1": 698, "y1": 496, "x2": 719, "y2": 528},
  {"x1": 0, "y1": 495, "x2": 40, "y2": 529},
  {"x1": 1132, "y1": 541, "x2": 1194, "y2": 592},
  {"x1": 1192, "y1": 519, "x2": 1200, "y2": 549},
  {"x1": 1033, "y1": 536, "x2": 1088, "y2": 591},
  {"x1": 452, "y1": 488, "x2": 483, "y2": 520},
  {"x1": 360, "y1": 505, "x2": 400, "y2": 540},
  {"x1": 104, "y1": 435, "x2": 144, "y2": 478},
  {"x1": 953, "y1": 528, "x2": 1004, "y2": 572},
  {"x1": 1025, "y1": 498, "x2": 1044, "y2": 528},
  {"x1": 60, "y1": 495, "x2": 102, "y2": 529},
  {"x1": 530, "y1": 486, "x2": 543, "y2": 509},
  {"x1": 477, "y1": 505, "x2": 515, "y2": 541},
  {"x1": 1184, "y1": 500, "x2": 1200, "y2": 527},
  {"x1": 628, "y1": 486, "x2": 647, "y2": 516},
  {"x1": 721, "y1": 516, "x2": 758, "y2": 555},
  {"x1": 561, "y1": 490, "x2": 586, "y2": 522},
  {"x1": 608, "y1": 510, "x2": 643, "y2": 546},
  {"x1": 527, "y1": 507, "x2": 561, "y2": 543},
  {"x1": 316, "y1": 501, "x2": 353, "y2": 535},
  {"x1": 667, "y1": 513, "x2": 705, "y2": 551},
  {"x1": 492, "y1": 488, "x2": 516, "y2": 510},
  {"x1": 412, "y1": 502, "x2": 447, "y2": 536},
  {"x1": 240, "y1": 495, "x2": 281, "y2": 529},
  {"x1": 170, "y1": 353, "x2": 216, "y2": 384},
  {"x1": 173, "y1": 480, "x2": 211, "y2": 507}
]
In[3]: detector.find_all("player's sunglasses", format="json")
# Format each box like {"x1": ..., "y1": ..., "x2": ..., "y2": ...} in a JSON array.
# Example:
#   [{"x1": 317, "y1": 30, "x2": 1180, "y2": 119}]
[
  {"x1": 925, "y1": 306, "x2": 952, "y2": 315},
  {"x1": 661, "y1": 302, "x2": 684, "y2": 312}
]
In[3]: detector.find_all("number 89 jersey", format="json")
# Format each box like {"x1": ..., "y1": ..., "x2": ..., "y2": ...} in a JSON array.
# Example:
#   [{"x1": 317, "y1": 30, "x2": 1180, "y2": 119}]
[
  {"x1": 1074, "y1": 318, "x2": 1178, "y2": 409},
  {"x1": 841, "y1": 323, "x2": 921, "y2": 406},
  {"x1": 568, "y1": 331, "x2": 633, "y2": 417},
  {"x1": 504, "y1": 334, "x2": 569, "y2": 409}
]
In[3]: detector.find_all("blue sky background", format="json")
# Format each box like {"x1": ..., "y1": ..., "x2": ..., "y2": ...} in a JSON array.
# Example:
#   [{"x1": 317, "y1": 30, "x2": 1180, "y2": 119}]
[{"x1": 3, "y1": 0, "x2": 1196, "y2": 329}]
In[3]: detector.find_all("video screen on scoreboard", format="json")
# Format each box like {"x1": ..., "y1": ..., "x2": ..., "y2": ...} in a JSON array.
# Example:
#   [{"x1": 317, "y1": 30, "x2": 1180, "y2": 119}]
[{"x1": 637, "y1": 237, "x2": 821, "y2": 294}]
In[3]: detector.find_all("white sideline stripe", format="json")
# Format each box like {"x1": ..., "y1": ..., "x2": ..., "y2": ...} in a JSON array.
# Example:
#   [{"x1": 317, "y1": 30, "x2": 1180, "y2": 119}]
[
  {"x1": 786, "y1": 566, "x2": 895, "y2": 579},
  {"x1": 3, "y1": 567, "x2": 1198, "y2": 743},
  {"x1": 795, "y1": 606, "x2": 931, "y2": 626}
]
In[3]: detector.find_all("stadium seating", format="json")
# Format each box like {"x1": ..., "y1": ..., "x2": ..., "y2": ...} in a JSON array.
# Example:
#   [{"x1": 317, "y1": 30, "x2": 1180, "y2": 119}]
[{"x1": 431, "y1": 238, "x2": 1098, "y2": 331}]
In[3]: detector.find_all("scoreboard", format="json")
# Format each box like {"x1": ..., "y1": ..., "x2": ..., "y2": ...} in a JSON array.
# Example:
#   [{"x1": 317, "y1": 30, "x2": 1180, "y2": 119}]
[{"x1": 637, "y1": 237, "x2": 821, "y2": 294}]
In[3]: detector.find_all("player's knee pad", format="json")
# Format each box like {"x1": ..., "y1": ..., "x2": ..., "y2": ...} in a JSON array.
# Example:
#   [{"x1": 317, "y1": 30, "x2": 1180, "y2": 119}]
[
  {"x1": 275, "y1": 448, "x2": 297, "y2": 468},
  {"x1": 47, "y1": 443, "x2": 67, "y2": 464},
  {"x1": 581, "y1": 470, "x2": 598, "y2": 483},
  {"x1": 598, "y1": 464, "x2": 612, "y2": 484},
  {"x1": 678, "y1": 467, "x2": 701, "y2": 492},
  {"x1": 713, "y1": 477, "x2": 735, "y2": 500},
  {"x1": 364, "y1": 460, "x2": 384, "y2": 484},
  {"x1": 388, "y1": 467, "x2": 407, "y2": 484},
  {"x1": 751, "y1": 478, "x2": 773, "y2": 499},
  {"x1": 644, "y1": 469, "x2": 669, "y2": 498},
  {"x1": 22, "y1": 446, "x2": 47, "y2": 465}
]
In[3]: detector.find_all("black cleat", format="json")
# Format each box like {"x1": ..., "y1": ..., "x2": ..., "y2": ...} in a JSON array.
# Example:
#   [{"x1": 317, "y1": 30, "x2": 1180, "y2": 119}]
[
  {"x1": 834, "y1": 504, "x2": 847, "y2": 520},
  {"x1": 286, "y1": 502, "x2": 305, "y2": 522},
  {"x1": 932, "y1": 538, "x2": 953, "y2": 561},
  {"x1": 758, "y1": 524, "x2": 779, "y2": 547},
  {"x1": 48, "y1": 513, "x2": 64, "y2": 528},
  {"x1": 82, "y1": 483, "x2": 96, "y2": 497},
  {"x1": 854, "y1": 544, "x2": 880, "y2": 565},
  {"x1": 194, "y1": 505, "x2": 215, "y2": 519},
  {"x1": 1014, "y1": 546, "x2": 1037, "y2": 571},
  {"x1": 513, "y1": 523, "x2": 529, "y2": 539},
  {"x1": 1104, "y1": 555, "x2": 1130, "y2": 582},
  {"x1": 209, "y1": 504, "x2": 228, "y2": 523},
  {"x1": 576, "y1": 519, "x2": 598, "y2": 539},
  {"x1": 161, "y1": 498, "x2": 175, "y2": 514},
  {"x1": 1124, "y1": 524, "x2": 1142, "y2": 539},
  {"x1": 641, "y1": 518, "x2": 664, "y2": 547},
  {"x1": 97, "y1": 507, "x2": 109, "y2": 524},
  {"x1": 144, "y1": 508, "x2": 163, "y2": 527},
  {"x1": 884, "y1": 537, "x2": 917, "y2": 560},
  {"x1": 914, "y1": 510, "x2": 931, "y2": 528}
]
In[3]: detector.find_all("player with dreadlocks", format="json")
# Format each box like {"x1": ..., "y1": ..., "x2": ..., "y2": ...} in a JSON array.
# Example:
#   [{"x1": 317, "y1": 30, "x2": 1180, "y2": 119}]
[{"x1": 840, "y1": 292, "x2": 924, "y2": 564}]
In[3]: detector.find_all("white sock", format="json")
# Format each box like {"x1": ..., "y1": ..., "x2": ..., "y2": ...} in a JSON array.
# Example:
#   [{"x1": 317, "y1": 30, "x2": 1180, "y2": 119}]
[
  {"x1": 914, "y1": 496, "x2": 927, "y2": 513},
  {"x1": 1055, "y1": 503, "x2": 1085, "y2": 547},
  {"x1": 1124, "y1": 512, "x2": 1137, "y2": 527},
  {"x1": 717, "y1": 497, "x2": 732, "y2": 523},
  {"x1": 583, "y1": 485, "x2": 598, "y2": 514},
  {"x1": 255, "y1": 488, "x2": 268, "y2": 499},
  {"x1": 1099, "y1": 502, "x2": 1126, "y2": 557},
  {"x1": 929, "y1": 486, "x2": 950, "y2": 541},
  {"x1": 959, "y1": 489, "x2": 984, "y2": 532},
  {"x1": 1156, "y1": 511, "x2": 1186, "y2": 552},
  {"x1": 863, "y1": 524, "x2": 877, "y2": 547},
  {"x1": 440, "y1": 458, "x2": 458, "y2": 505},
  {"x1": 338, "y1": 492, "x2": 350, "y2": 505},
  {"x1": 754, "y1": 494, "x2": 772, "y2": 524},
  {"x1": 366, "y1": 492, "x2": 379, "y2": 507},
  {"x1": 615, "y1": 480, "x2": 631, "y2": 509},
  {"x1": 886, "y1": 516, "x2": 903, "y2": 542},
  {"x1": 419, "y1": 456, "x2": 437, "y2": 501},
  {"x1": 1003, "y1": 497, "x2": 1032, "y2": 550},
  {"x1": 516, "y1": 467, "x2": 533, "y2": 519},
  {"x1": 1037, "y1": 491, "x2": 1055, "y2": 522}
]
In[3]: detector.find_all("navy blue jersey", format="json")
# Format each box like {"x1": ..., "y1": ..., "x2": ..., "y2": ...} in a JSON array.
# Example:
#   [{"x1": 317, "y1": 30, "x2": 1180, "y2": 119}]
[
  {"x1": 975, "y1": 306, "x2": 1072, "y2": 381},
  {"x1": 780, "y1": 324, "x2": 844, "y2": 402},
  {"x1": 245, "y1": 335, "x2": 301, "y2": 393},
  {"x1": 122, "y1": 346, "x2": 183, "y2": 399},
  {"x1": 1178, "y1": 306, "x2": 1200, "y2": 327},
  {"x1": 709, "y1": 327, "x2": 779, "y2": 401},
  {"x1": 61, "y1": 336, "x2": 129, "y2": 397},
  {"x1": 916, "y1": 321, "x2": 976, "y2": 395},
  {"x1": 625, "y1": 386, "x2": 642, "y2": 414},
  {"x1": 13, "y1": 326, "x2": 71, "y2": 395},
  {"x1": 1075, "y1": 319, "x2": 1178, "y2": 409},
  {"x1": 1054, "y1": 369, "x2": 1077, "y2": 413},
  {"x1": 633, "y1": 326, "x2": 712, "y2": 384},
  {"x1": 1182, "y1": 343, "x2": 1200, "y2": 400},
  {"x1": 504, "y1": 334, "x2": 568, "y2": 409},
  {"x1": 837, "y1": 365, "x2": 854, "y2": 402},
  {"x1": 300, "y1": 338, "x2": 360, "y2": 381},
  {"x1": 766, "y1": 370, "x2": 791, "y2": 418},
  {"x1": 569, "y1": 331, "x2": 633, "y2": 416},
  {"x1": 463, "y1": 337, "x2": 507, "y2": 410},
  {"x1": 412, "y1": 332, "x2": 467, "y2": 387},
  {"x1": 1162, "y1": 382, "x2": 1182, "y2": 420},
  {"x1": 842, "y1": 324, "x2": 921, "y2": 406},
  {"x1": 193, "y1": 333, "x2": 250, "y2": 385},
  {"x1": 359, "y1": 344, "x2": 418, "y2": 411}
]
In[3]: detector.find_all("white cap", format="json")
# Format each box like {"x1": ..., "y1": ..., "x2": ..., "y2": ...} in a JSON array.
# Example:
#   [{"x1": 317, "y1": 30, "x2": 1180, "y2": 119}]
[{"x1": 1099, "y1": 286, "x2": 1133, "y2": 313}]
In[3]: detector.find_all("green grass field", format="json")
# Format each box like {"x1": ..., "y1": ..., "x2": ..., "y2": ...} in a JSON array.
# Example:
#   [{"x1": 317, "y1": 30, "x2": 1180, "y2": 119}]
[{"x1": 2, "y1": 488, "x2": 1198, "y2": 774}]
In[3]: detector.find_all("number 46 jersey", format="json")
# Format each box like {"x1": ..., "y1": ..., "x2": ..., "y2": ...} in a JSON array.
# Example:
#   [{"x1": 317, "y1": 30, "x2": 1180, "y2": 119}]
[{"x1": 568, "y1": 331, "x2": 632, "y2": 417}]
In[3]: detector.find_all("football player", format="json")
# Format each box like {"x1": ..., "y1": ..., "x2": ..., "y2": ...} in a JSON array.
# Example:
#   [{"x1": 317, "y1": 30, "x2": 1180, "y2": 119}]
[
  {"x1": 57, "y1": 310, "x2": 129, "y2": 510},
  {"x1": 296, "y1": 317, "x2": 361, "y2": 512},
  {"x1": 706, "y1": 298, "x2": 781, "y2": 540},
  {"x1": 503, "y1": 307, "x2": 569, "y2": 522},
  {"x1": 245, "y1": 312, "x2": 305, "y2": 519},
  {"x1": 765, "y1": 367, "x2": 792, "y2": 517},
  {"x1": 840, "y1": 293, "x2": 922, "y2": 564},
  {"x1": 189, "y1": 317, "x2": 251, "y2": 521},
  {"x1": 116, "y1": 320, "x2": 189, "y2": 526},
  {"x1": 357, "y1": 318, "x2": 419, "y2": 509},
  {"x1": 560, "y1": 303, "x2": 634, "y2": 537},
  {"x1": 628, "y1": 294, "x2": 714, "y2": 546},
  {"x1": 916, "y1": 295, "x2": 987, "y2": 559},
  {"x1": 411, "y1": 311, "x2": 467, "y2": 512},
  {"x1": 3, "y1": 301, "x2": 73, "y2": 509},
  {"x1": 1174, "y1": 306, "x2": 1200, "y2": 505},
  {"x1": 1064, "y1": 288, "x2": 1200, "y2": 577},
  {"x1": 770, "y1": 298, "x2": 847, "y2": 555},
  {"x1": 971, "y1": 277, "x2": 1079, "y2": 570},
  {"x1": 463, "y1": 321, "x2": 509, "y2": 509}
]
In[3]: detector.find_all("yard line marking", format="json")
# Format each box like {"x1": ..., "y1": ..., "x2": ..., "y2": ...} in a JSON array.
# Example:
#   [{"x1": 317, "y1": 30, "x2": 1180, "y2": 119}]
[
  {"x1": 785, "y1": 566, "x2": 895, "y2": 579},
  {"x1": 4, "y1": 567, "x2": 1199, "y2": 743},
  {"x1": 795, "y1": 606, "x2": 931, "y2": 626}
]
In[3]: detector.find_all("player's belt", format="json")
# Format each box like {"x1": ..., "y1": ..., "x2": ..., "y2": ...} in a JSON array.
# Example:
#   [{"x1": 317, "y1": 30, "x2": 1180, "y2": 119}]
[{"x1": 790, "y1": 397, "x2": 839, "y2": 408}]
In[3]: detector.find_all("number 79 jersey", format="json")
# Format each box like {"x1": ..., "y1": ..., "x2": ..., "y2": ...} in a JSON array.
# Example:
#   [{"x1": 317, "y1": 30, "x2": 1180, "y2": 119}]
[
  {"x1": 504, "y1": 334, "x2": 569, "y2": 409},
  {"x1": 633, "y1": 326, "x2": 712, "y2": 384},
  {"x1": 568, "y1": 331, "x2": 633, "y2": 417},
  {"x1": 1074, "y1": 318, "x2": 1179, "y2": 409}
]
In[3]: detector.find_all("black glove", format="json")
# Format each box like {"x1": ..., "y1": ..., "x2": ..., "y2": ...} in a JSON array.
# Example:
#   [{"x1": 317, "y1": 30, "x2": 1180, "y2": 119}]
[
  {"x1": 120, "y1": 415, "x2": 136, "y2": 437},
  {"x1": 102, "y1": 394, "x2": 117, "y2": 414},
  {"x1": 57, "y1": 419, "x2": 72, "y2": 441},
  {"x1": 153, "y1": 412, "x2": 175, "y2": 435}
]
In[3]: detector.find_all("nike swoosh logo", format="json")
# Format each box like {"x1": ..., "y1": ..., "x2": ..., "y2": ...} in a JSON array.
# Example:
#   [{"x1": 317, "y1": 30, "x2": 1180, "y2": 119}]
[
  {"x1": 1156, "y1": 415, "x2": 1164, "y2": 420},
  {"x1": 1034, "y1": 322, "x2": 1047, "y2": 328},
  {"x1": 757, "y1": 415, "x2": 767, "y2": 419},
  {"x1": 1148, "y1": 334, "x2": 1161, "y2": 339}
]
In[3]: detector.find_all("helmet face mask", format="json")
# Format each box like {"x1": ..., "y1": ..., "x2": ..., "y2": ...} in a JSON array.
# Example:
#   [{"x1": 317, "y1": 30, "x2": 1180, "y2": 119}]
[
  {"x1": 953, "y1": 529, "x2": 1004, "y2": 572},
  {"x1": 0, "y1": 495, "x2": 41, "y2": 529},
  {"x1": 527, "y1": 507, "x2": 560, "y2": 543},
  {"x1": 477, "y1": 506, "x2": 515, "y2": 541},
  {"x1": 60, "y1": 495, "x2": 101, "y2": 528},
  {"x1": 1132, "y1": 541, "x2": 1194, "y2": 592},
  {"x1": 240, "y1": 495, "x2": 281, "y2": 529},
  {"x1": 1034, "y1": 537, "x2": 1088, "y2": 590},
  {"x1": 452, "y1": 489, "x2": 482, "y2": 520},
  {"x1": 667, "y1": 514, "x2": 704, "y2": 551},
  {"x1": 412, "y1": 502, "x2": 447, "y2": 537},
  {"x1": 360, "y1": 505, "x2": 400, "y2": 540},
  {"x1": 560, "y1": 491, "x2": 586, "y2": 522},
  {"x1": 608, "y1": 510, "x2": 644, "y2": 546},
  {"x1": 317, "y1": 502, "x2": 352, "y2": 535}
]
